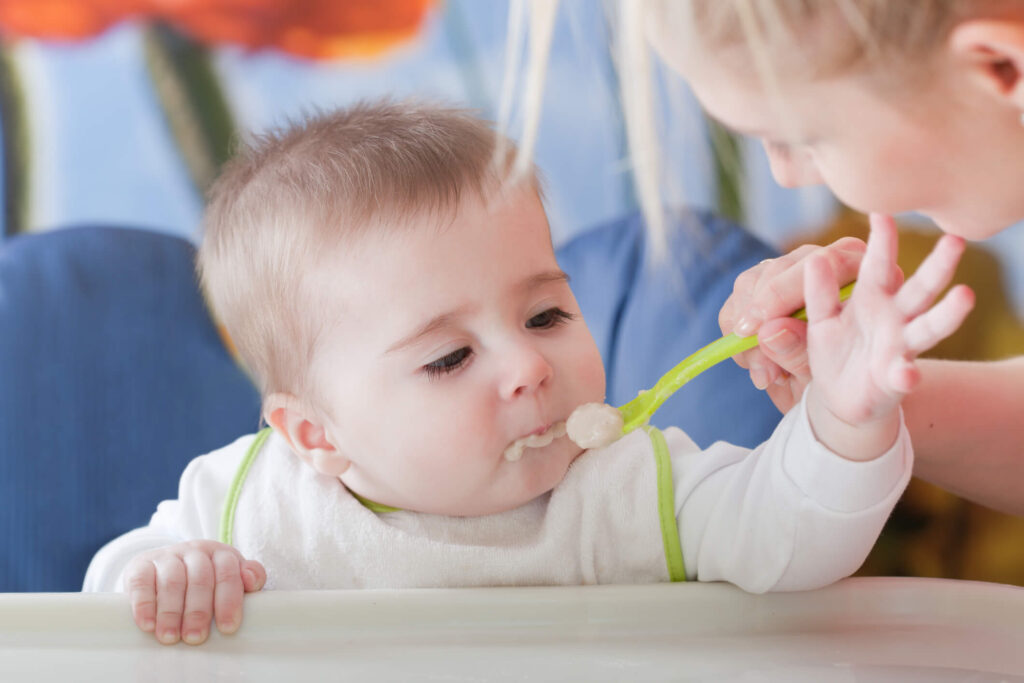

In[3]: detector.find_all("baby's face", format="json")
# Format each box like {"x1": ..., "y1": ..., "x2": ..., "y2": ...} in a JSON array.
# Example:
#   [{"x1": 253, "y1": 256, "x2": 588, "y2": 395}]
[{"x1": 307, "y1": 188, "x2": 606, "y2": 516}]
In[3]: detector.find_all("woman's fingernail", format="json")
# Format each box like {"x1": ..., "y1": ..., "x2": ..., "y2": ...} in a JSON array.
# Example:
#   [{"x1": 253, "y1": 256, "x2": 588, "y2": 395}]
[
  {"x1": 750, "y1": 367, "x2": 768, "y2": 390},
  {"x1": 761, "y1": 329, "x2": 798, "y2": 355},
  {"x1": 734, "y1": 309, "x2": 763, "y2": 337}
]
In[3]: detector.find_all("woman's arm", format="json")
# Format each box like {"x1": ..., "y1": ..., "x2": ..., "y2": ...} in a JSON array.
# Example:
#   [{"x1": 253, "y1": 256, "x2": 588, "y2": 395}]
[{"x1": 904, "y1": 357, "x2": 1024, "y2": 516}]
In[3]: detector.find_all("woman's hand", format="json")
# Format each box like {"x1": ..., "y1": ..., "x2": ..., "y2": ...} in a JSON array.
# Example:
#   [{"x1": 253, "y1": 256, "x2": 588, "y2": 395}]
[
  {"x1": 719, "y1": 233, "x2": 870, "y2": 412},
  {"x1": 123, "y1": 540, "x2": 266, "y2": 645}
]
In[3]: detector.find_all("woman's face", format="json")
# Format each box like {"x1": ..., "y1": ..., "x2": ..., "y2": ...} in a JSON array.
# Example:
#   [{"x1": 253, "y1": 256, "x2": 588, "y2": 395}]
[{"x1": 649, "y1": 22, "x2": 1024, "y2": 240}]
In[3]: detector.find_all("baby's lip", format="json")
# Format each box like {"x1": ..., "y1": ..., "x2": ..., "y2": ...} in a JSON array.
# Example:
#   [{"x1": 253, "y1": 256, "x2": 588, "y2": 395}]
[
  {"x1": 503, "y1": 421, "x2": 569, "y2": 462},
  {"x1": 527, "y1": 423, "x2": 552, "y2": 438}
]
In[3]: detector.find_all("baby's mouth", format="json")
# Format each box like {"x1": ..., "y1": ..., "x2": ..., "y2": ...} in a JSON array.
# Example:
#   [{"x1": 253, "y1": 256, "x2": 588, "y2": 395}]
[{"x1": 503, "y1": 422, "x2": 568, "y2": 462}]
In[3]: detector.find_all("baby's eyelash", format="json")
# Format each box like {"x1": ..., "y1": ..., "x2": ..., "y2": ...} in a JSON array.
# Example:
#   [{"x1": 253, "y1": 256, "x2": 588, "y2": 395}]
[
  {"x1": 424, "y1": 347, "x2": 472, "y2": 380},
  {"x1": 526, "y1": 307, "x2": 576, "y2": 329}
]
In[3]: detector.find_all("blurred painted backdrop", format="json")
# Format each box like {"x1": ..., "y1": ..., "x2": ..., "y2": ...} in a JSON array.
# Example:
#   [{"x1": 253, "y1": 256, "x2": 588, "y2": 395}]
[{"x1": 0, "y1": 0, "x2": 838, "y2": 249}]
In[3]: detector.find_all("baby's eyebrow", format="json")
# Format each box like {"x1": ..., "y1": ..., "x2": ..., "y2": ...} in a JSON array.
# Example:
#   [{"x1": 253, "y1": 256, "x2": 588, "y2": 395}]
[
  {"x1": 520, "y1": 270, "x2": 570, "y2": 291},
  {"x1": 385, "y1": 270, "x2": 570, "y2": 355},
  {"x1": 385, "y1": 307, "x2": 471, "y2": 355}
]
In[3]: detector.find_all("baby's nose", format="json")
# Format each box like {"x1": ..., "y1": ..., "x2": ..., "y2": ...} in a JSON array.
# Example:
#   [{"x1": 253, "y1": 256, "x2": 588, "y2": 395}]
[{"x1": 499, "y1": 344, "x2": 553, "y2": 400}]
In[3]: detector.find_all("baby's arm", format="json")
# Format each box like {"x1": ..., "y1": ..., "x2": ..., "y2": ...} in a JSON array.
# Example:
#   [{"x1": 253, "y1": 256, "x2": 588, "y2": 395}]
[
  {"x1": 802, "y1": 214, "x2": 974, "y2": 460},
  {"x1": 673, "y1": 394, "x2": 912, "y2": 593},
  {"x1": 83, "y1": 435, "x2": 266, "y2": 645}
]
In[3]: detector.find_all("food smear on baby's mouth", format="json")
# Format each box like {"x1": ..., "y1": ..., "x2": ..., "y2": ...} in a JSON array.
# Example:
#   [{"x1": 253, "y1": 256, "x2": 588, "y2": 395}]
[
  {"x1": 503, "y1": 422, "x2": 567, "y2": 461},
  {"x1": 566, "y1": 402, "x2": 623, "y2": 449}
]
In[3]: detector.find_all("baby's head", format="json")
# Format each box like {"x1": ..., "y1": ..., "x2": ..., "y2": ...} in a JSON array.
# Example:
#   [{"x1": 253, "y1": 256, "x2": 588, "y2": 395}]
[{"x1": 199, "y1": 100, "x2": 606, "y2": 516}]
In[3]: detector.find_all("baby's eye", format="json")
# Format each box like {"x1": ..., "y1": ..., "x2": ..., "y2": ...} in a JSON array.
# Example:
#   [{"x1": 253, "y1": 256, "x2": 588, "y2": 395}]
[
  {"x1": 424, "y1": 347, "x2": 472, "y2": 380},
  {"x1": 526, "y1": 307, "x2": 576, "y2": 330}
]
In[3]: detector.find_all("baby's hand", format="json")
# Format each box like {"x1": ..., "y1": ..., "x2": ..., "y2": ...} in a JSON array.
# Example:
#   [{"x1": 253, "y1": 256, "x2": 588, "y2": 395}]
[
  {"x1": 123, "y1": 540, "x2": 266, "y2": 645},
  {"x1": 804, "y1": 214, "x2": 974, "y2": 457}
]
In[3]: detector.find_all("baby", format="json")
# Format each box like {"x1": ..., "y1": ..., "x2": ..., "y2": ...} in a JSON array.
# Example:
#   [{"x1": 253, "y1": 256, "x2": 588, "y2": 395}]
[{"x1": 84, "y1": 100, "x2": 966, "y2": 646}]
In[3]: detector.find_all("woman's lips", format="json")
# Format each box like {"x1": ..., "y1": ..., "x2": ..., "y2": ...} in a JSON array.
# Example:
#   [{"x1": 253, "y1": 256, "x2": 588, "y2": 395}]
[{"x1": 503, "y1": 422, "x2": 568, "y2": 462}]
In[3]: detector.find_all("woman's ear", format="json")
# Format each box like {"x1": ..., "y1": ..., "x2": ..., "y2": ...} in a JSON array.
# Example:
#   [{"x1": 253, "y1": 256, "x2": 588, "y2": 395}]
[
  {"x1": 949, "y1": 18, "x2": 1024, "y2": 111},
  {"x1": 263, "y1": 393, "x2": 351, "y2": 477}
]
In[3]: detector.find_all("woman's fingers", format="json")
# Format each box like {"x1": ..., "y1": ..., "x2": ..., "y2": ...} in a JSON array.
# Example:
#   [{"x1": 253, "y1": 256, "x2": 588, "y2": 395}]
[
  {"x1": 759, "y1": 318, "x2": 810, "y2": 376},
  {"x1": 895, "y1": 234, "x2": 967, "y2": 318},
  {"x1": 731, "y1": 237, "x2": 866, "y2": 336},
  {"x1": 720, "y1": 244, "x2": 818, "y2": 336}
]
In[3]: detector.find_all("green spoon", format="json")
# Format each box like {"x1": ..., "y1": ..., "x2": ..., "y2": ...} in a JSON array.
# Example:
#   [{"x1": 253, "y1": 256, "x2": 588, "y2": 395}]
[{"x1": 617, "y1": 282, "x2": 856, "y2": 435}]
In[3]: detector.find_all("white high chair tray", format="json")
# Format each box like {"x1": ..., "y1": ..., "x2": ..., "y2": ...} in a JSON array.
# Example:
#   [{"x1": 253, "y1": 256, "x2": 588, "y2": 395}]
[{"x1": 1, "y1": 577, "x2": 1022, "y2": 682}]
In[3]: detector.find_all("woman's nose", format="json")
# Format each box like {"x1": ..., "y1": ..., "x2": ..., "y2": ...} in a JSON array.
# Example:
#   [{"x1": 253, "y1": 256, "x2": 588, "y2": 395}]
[
  {"x1": 764, "y1": 143, "x2": 823, "y2": 188},
  {"x1": 499, "y1": 344, "x2": 554, "y2": 400}
]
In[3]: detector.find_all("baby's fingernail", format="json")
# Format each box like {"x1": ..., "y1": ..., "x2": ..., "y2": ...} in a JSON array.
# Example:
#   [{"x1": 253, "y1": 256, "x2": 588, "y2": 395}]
[
  {"x1": 158, "y1": 629, "x2": 178, "y2": 645},
  {"x1": 734, "y1": 309, "x2": 763, "y2": 337},
  {"x1": 750, "y1": 367, "x2": 768, "y2": 390},
  {"x1": 761, "y1": 329, "x2": 798, "y2": 355},
  {"x1": 243, "y1": 568, "x2": 257, "y2": 587},
  {"x1": 219, "y1": 616, "x2": 239, "y2": 634},
  {"x1": 183, "y1": 630, "x2": 204, "y2": 645},
  {"x1": 139, "y1": 618, "x2": 155, "y2": 632}
]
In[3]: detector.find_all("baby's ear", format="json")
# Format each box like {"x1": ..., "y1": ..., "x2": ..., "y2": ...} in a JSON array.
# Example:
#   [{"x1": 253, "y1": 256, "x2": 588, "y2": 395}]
[
  {"x1": 949, "y1": 18, "x2": 1024, "y2": 110},
  {"x1": 263, "y1": 393, "x2": 351, "y2": 477}
]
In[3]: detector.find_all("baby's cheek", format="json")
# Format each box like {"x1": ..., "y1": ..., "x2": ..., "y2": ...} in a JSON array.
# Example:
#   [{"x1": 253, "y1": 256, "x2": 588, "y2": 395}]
[{"x1": 574, "y1": 342, "x2": 607, "y2": 400}]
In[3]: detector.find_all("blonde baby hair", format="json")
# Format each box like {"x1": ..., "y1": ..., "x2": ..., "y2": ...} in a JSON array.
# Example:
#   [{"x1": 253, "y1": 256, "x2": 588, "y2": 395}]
[{"x1": 198, "y1": 99, "x2": 526, "y2": 402}]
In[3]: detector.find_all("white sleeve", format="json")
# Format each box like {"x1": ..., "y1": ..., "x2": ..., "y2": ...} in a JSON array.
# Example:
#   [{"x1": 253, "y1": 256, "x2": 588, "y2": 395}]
[
  {"x1": 82, "y1": 435, "x2": 254, "y2": 593},
  {"x1": 673, "y1": 392, "x2": 912, "y2": 593}
]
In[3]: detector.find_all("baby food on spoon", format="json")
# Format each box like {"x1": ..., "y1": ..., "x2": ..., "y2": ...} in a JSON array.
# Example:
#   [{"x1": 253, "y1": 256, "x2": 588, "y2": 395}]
[{"x1": 566, "y1": 402, "x2": 624, "y2": 449}]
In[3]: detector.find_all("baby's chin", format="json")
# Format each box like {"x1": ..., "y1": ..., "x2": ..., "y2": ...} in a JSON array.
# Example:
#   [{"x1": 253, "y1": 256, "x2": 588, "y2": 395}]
[{"x1": 508, "y1": 436, "x2": 585, "y2": 501}]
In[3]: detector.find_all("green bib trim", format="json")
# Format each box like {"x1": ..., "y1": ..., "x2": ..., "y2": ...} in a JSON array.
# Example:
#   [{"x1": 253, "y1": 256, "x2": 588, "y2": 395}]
[
  {"x1": 219, "y1": 427, "x2": 272, "y2": 545},
  {"x1": 350, "y1": 490, "x2": 402, "y2": 514},
  {"x1": 644, "y1": 426, "x2": 687, "y2": 582},
  {"x1": 218, "y1": 428, "x2": 401, "y2": 544}
]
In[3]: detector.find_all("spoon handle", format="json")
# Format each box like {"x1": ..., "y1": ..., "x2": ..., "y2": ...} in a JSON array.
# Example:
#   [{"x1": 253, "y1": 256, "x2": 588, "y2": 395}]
[{"x1": 619, "y1": 282, "x2": 856, "y2": 433}]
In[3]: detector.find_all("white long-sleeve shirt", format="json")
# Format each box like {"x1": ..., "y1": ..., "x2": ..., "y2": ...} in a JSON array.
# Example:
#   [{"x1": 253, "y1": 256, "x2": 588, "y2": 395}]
[{"x1": 84, "y1": 394, "x2": 911, "y2": 594}]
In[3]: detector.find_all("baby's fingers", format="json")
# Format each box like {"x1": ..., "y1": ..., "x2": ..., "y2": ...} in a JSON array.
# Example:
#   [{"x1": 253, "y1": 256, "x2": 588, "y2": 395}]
[
  {"x1": 802, "y1": 254, "x2": 840, "y2": 324},
  {"x1": 895, "y1": 234, "x2": 966, "y2": 318},
  {"x1": 212, "y1": 549, "x2": 247, "y2": 635},
  {"x1": 153, "y1": 555, "x2": 187, "y2": 645},
  {"x1": 887, "y1": 357, "x2": 922, "y2": 395},
  {"x1": 180, "y1": 550, "x2": 215, "y2": 645},
  {"x1": 859, "y1": 214, "x2": 902, "y2": 293},
  {"x1": 904, "y1": 284, "x2": 975, "y2": 355},
  {"x1": 241, "y1": 559, "x2": 267, "y2": 593},
  {"x1": 124, "y1": 560, "x2": 158, "y2": 634}
]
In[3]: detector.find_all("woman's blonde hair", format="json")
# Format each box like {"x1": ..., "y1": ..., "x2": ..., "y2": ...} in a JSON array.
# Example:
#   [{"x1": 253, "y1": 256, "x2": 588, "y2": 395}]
[
  {"x1": 508, "y1": 0, "x2": 972, "y2": 253},
  {"x1": 198, "y1": 100, "x2": 523, "y2": 401}
]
